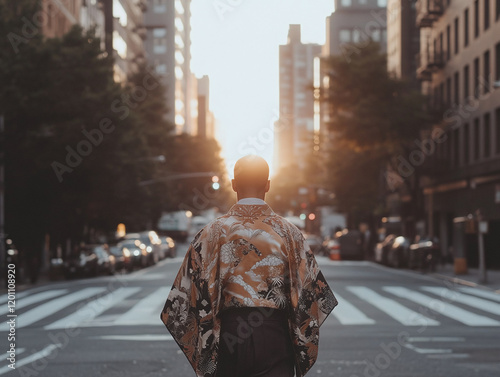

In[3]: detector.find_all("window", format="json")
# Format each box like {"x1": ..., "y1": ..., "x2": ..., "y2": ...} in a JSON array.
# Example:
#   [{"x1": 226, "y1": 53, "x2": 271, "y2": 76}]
[
  {"x1": 341, "y1": 0, "x2": 352, "y2": 6},
  {"x1": 484, "y1": 113, "x2": 491, "y2": 157},
  {"x1": 474, "y1": 0, "x2": 480, "y2": 37},
  {"x1": 474, "y1": 57, "x2": 480, "y2": 98},
  {"x1": 453, "y1": 128, "x2": 460, "y2": 166},
  {"x1": 153, "y1": 28, "x2": 167, "y2": 54},
  {"x1": 474, "y1": 117, "x2": 481, "y2": 160},
  {"x1": 454, "y1": 71, "x2": 459, "y2": 105},
  {"x1": 446, "y1": 77, "x2": 451, "y2": 106},
  {"x1": 372, "y1": 29, "x2": 381, "y2": 41},
  {"x1": 446, "y1": 25, "x2": 451, "y2": 60},
  {"x1": 496, "y1": 107, "x2": 500, "y2": 154},
  {"x1": 485, "y1": 0, "x2": 490, "y2": 29},
  {"x1": 484, "y1": 49, "x2": 490, "y2": 94},
  {"x1": 464, "y1": 65, "x2": 470, "y2": 99},
  {"x1": 454, "y1": 17, "x2": 459, "y2": 54},
  {"x1": 155, "y1": 64, "x2": 167, "y2": 75},
  {"x1": 464, "y1": 8, "x2": 469, "y2": 47},
  {"x1": 377, "y1": 0, "x2": 387, "y2": 7},
  {"x1": 439, "y1": 32, "x2": 444, "y2": 60},
  {"x1": 153, "y1": 0, "x2": 167, "y2": 13},
  {"x1": 464, "y1": 123, "x2": 470, "y2": 165},
  {"x1": 496, "y1": 42, "x2": 500, "y2": 81},
  {"x1": 439, "y1": 82, "x2": 444, "y2": 106},
  {"x1": 339, "y1": 29, "x2": 351, "y2": 43},
  {"x1": 352, "y1": 29, "x2": 361, "y2": 43}
]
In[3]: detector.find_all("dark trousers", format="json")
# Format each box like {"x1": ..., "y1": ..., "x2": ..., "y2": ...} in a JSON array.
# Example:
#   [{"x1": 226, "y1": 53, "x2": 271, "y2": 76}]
[{"x1": 216, "y1": 307, "x2": 295, "y2": 377}]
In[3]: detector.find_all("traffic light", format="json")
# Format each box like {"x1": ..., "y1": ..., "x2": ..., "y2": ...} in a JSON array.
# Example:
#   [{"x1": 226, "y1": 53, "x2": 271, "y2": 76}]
[{"x1": 211, "y1": 175, "x2": 220, "y2": 190}]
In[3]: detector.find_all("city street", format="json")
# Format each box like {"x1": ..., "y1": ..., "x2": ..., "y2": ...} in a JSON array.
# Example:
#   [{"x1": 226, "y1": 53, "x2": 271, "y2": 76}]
[{"x1": 1, "y1": 243, "x2": 500, "y2": 377}]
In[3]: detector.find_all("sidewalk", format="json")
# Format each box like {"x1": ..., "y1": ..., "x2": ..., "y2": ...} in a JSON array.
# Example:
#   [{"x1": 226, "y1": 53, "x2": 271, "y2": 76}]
[{"x1": 430, "y1": 263, "x2": 500, "y2": 292}]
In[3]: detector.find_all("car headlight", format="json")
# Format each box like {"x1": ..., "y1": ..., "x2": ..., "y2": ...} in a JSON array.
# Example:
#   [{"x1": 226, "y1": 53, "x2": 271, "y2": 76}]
[
  {"x1": 133, "y1": 249, "x2": 140, "y2": 256},
  {"x1": 146, "y1": 246, "x2": 152, "y2": 253}
]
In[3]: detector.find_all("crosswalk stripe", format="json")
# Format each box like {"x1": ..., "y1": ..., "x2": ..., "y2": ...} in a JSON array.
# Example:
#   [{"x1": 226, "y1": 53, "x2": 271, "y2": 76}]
[
  {"x1": 384, "y1": 287, "x2": 500, "y2": 326},
  {"x1": 0, "y1": 344, "x2": 61, "y2": 376},
  {"x1": 0, "y1": 290, "x2": 29, "y2": 305},
  {"x1": 44, "y1": 287, "x2": 141, "y2": 330},
  {"x1": 421, "y1": 287, "x2": 500, "y2": 317},
  {"x1": 113, "y1": 286, "x2": 171, "y2": 326},
  {"x1": 0, "y1": 289, "x2": 68, "y2": 316},
  {"x1": 348, "y1": 287, "x2": 440, "y2": 326},
  {"x1": 458, "y1": 287, "x2": 500, "y2": 303},
  {"x1": 0, "y1": 287, "x2": 105, "y2": 331},
  {"x1": 330, "y1": 293, "x2": 375, "y2": 325}
]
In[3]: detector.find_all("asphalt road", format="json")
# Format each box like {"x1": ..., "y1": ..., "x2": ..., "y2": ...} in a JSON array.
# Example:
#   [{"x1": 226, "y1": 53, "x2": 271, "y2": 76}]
[{"x1": 1, "y1": 245, "x2": 500, "y2": 377}]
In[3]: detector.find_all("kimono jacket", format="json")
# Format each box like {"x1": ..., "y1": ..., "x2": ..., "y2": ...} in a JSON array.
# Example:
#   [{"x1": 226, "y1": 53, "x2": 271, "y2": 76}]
[{"x1": 160, "y1": 203, "x2": 338, "y2": 377}]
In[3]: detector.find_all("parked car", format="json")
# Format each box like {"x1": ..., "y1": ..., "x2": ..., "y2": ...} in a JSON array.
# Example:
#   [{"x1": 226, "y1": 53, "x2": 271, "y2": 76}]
[
  {"x1": 93, "y1": 244, "x2": 116, "y2": 275},
  {"x1": 386, "y1": 236, "x2": 411, "y2": 268},
  {"x1": 119, "y1": 240, "x2": 148, "y2": 269},
  {"x1": 408, "y1": 236, "x2": 441, "y2": 271},
  {"x1": 337, "y1": 230, "x2": 364, "y2": 260},
  {"x1": 109, "y1": 245, "x2": 129, "y2": 272},
  {"x1": 64, "y1": 246, "x2": 98, "y2": 279},
  {"x1": 374, "y1": 234, "x2": 396, "y2": 265},
  {"x1": 321, "y1": 237, "x2": 341, "y2": 260},
  {"x1": 124, "y1": 231, "x2": 161, "y2": 266},
  {"x1": 304, "y1": 233, "x2": 324, "y2": 254},
  {"x1": 159, "y1": 237, "x2": 176, "y2": 259}
]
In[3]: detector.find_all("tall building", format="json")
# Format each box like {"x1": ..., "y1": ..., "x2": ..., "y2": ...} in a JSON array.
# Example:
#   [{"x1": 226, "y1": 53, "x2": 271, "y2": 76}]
[
  {"x1": 107, "y1": 0, "x2": 147, "y2": 82},
  {"x1": 143, "y1": 0, "x2": 193, "y2": 135},
  {"x1": 415, "y1": 0, "x2": 500, "y2": 268},
  {"x1": 42, "y1": 0, "x2": 83, "y2": 38},
  {"x1": 41, "y1": 0, "x2": 146, "y2": 82},
  {"x1": 197, "y1": 75, "x2": 216, "y2": 139},
  {"x1": 274, "y1": 25, "x2": 322, "y2": 174},
  {"x1": 387, "y1": 0, "x2": 419, "y2": 81},
  {"x1": 325, "y1": 0, "x2": 388, "y2": 58}
]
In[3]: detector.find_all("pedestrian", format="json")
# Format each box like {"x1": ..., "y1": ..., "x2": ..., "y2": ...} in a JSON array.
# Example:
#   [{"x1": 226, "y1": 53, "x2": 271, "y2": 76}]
[{"x1": 160, "y1": 155, "x2": 338, "y2": 377}]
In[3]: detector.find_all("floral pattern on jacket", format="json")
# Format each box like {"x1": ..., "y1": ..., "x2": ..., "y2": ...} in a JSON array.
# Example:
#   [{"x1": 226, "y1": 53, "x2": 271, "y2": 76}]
[{"x1": 160, "y1": 203, "x2": 338, "y2": 377}]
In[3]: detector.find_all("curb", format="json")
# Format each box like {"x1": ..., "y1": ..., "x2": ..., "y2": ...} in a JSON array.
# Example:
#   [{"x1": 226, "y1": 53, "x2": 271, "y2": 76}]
[{"x1": 429, "y1": 272, "x2": 500, "y2": 293}]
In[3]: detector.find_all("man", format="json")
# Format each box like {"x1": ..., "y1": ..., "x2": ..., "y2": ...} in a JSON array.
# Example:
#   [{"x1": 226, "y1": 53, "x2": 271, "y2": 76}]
[{"x1": 160, "y1": 155, "x2": 337, "y2": 377}]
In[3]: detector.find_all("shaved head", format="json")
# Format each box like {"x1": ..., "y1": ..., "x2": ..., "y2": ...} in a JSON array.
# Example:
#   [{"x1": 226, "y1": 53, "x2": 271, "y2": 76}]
[{"x1": 232, "y1": 155, "x2": 270, "y2": 199}]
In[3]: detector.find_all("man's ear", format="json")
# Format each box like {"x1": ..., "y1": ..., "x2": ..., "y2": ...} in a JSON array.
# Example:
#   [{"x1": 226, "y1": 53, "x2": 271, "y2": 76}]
[
  {"x1": 264, "y1": 180, "x2": 270, "y2": 193},
  {"x1": 231, "y1": 179, "x2": 238, "y2": 193}
]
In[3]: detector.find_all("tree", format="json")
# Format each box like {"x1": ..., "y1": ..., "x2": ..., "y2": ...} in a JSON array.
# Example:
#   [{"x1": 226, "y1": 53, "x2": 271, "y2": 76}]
[{"x1": 321, "y1": 41, "x2": 431, "y2": 227}]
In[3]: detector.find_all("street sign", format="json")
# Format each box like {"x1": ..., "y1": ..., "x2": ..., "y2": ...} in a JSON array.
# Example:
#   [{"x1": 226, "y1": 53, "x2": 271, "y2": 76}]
[{"x1": 479, "y1": 221, "x2": 488, "y2": 234}]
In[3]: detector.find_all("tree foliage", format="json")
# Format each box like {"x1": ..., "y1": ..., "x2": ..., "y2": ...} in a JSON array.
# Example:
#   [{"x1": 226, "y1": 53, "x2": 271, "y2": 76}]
[
  {"x1": 0, "y1": 2, "x2": 227, "y2": 259},
  {"x1": 321, "y1": 41, "x2": 431, "y2": 220}
]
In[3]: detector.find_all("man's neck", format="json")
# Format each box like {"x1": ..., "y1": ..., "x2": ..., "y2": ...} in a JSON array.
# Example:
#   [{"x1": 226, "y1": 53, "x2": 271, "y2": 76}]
[{"x1": 237, "y1": 197, "x2": 267, "y2": 205}]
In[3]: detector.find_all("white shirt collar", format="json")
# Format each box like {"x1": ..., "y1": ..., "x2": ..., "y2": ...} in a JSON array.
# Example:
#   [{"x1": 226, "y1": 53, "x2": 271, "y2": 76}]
[{"x1": 237, "y1": 198, "x2": 267, "y2": 205}]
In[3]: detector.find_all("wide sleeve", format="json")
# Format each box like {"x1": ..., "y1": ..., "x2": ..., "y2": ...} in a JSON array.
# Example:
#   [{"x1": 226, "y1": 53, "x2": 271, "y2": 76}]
[
  {"x1": 159, "y1": 229, "x2": 219, "y2": 377},
  {"x1": 287, "y1": 225, "x2": 338, "y2": 377}
]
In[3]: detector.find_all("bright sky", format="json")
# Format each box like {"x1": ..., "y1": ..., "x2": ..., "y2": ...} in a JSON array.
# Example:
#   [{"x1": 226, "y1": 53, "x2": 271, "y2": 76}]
[{"x1": 190, "y1": 0, "x2": 335, "y2": 178}]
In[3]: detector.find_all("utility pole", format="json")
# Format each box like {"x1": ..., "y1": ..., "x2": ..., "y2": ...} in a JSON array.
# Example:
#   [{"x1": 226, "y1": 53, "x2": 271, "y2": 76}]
[{"x1": 0, "y1": 115, "x2": 5, "y2": 288}]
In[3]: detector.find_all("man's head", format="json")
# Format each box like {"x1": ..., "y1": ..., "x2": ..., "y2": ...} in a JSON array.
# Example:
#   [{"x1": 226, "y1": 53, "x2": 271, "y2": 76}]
[{"x1": 232, "y1": 155, "x2": 270, "y2": 200}]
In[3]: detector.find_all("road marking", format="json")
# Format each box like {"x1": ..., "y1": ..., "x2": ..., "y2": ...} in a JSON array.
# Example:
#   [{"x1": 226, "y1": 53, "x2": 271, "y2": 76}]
[
  {"x1": 113, "y1": 286, "x2": 171, "y2": 326},
  {"x1": 44, "y1": 287, "x2": 141, "y2": 330},
  {"x1": 404, "y1": 343, "x2": 452, "y2": 354},
  {"x1": 0, "y1": 290, "x2": 29, "y2": 305},
  {"x1": 347, "y1": 287, "x2": 440, "y2": 326},
  {"x1": 458, "y1": 287, "x2": 500, "y2": 303},
  {"x1": 90, "y1": 334, "x2": 174, "y2": 341},
  {"x1": 408, "y1": 337, "x2": 465, "y2": 342},
  {"x1": 0, "y1": 289, "x2": 67, "y2": 316},
  {"x1": 384, "y1": 287, "x2": 500, "y2": 326},
  {"x1": 330, "y1": 293, "x2": 376, "y2": 325},
  {"x1": 0, "y1": 344, "x2": 61, "y2": 375},
  {"x1": 422, "y1": 286, "x2": 500, "y2": 317},
  {"x1": 0, "y1": 287, "x2": 105, "y2": 331},
  {"x1": 427, "y1": 354, "x2": 469, "y2": 359}
]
